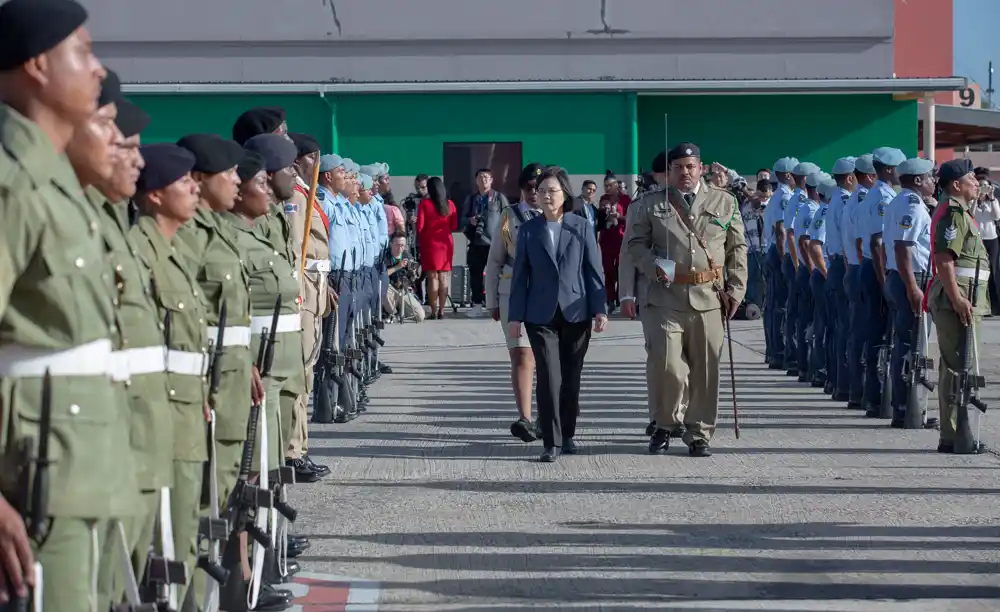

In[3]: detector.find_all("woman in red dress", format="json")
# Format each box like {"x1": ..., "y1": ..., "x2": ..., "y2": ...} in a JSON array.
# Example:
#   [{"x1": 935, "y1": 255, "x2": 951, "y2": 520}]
[
  {"x1": 597, "y1": 193, "x2": 626, "y2": 312},
  {"x1": 416, "y1": 176, "x2": 458, "y2": 319}
]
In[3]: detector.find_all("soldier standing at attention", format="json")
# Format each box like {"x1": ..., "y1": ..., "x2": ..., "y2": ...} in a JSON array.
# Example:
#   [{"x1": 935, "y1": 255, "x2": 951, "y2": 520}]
[
  {"x1": 844, "y1": 154, "x2": 876, "y2": 410},
  {"x1": 792, "y1": 170, "x2": 824, "y2": 383},
  {"x1": 806, "y1": 176, "x2": 838, "y2": 390},
  {"x1": 627, "y1": 143, "x2": 748, "y2": 457},
  {"x1": 0, "y1": 0, "x2": 123, "y2": 608},
  {"x1": 763, "y1": 157, "x2": 799, "y2": 370},
  {"x1": 131, "y1": 144, "x2": 210, "y2": 607},
  {"x1": 827, "y1": 158, "x2": 858, "y2": 402},
  {"x1": 928, "y1": 158, "x2": 989, "y2": 453},
  {"x1": 882, "y1": 157, "x2": 938, "y2": 429}
]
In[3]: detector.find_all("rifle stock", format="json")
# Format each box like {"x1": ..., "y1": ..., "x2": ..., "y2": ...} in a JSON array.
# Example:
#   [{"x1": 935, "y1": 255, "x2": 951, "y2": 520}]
[{"x1": 953, "y1": 259, "x2": 988, "y2": 454}]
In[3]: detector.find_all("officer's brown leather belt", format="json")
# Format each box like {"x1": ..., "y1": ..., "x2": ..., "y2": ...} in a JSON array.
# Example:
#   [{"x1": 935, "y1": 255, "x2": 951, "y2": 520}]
[{"x1": 673, "y1": 265, "x2": 723, "y2": 285}]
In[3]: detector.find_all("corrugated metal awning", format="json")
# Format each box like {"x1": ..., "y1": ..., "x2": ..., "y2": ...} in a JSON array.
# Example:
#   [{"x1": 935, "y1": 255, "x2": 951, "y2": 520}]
[
  {"x1": 919, "y1": 103, "x2": 1000, "y2": 148},
  {"x1": 121, "y1": 77, "x2": 968, "y2": 96}
]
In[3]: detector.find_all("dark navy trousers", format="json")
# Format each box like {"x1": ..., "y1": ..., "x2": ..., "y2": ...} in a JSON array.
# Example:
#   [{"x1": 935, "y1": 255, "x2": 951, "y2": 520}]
[
  {"x1": 782, "y1": 253, "x2": 798, "y2": 369},
  {"x1": 764, "y1": 246, "x2": 785, "y2": 365},
  {"x1": 846, "y1": 264, "x2": 865, "y2": 403},
  {"x1": 795, "y1": 263, "x2": 813, "y2": 377},
  {"x1": 885, "y1": 270, "x2": 916, "y2": 413},
  {"x1": 826, "y1": 256, "x2": 849, "y2": 395},
  {"x1": 859, "y1": 259, "x2": 888, "y2": 407},
  {"x1": 809, "y1": 269, "x2": 828, "y2": 383}
]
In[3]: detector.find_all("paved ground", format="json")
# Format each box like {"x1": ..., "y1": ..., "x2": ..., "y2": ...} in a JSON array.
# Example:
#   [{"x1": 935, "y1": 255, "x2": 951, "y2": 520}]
[{"x1": 286, "y1": 312, "x2": 1000, "y2": 611}]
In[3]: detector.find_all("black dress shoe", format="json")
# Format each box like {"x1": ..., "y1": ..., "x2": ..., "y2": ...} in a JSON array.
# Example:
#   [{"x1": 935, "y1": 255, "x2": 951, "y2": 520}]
[
  {"x1": 562, "y1": 438, "x2": 579, "y2": 454},
  {"x1": 864, "y1": 403, "x2": 886, "y2": 418},
  {"x1": 823, "y1": 381, "x2": 834, "y2": 394},
  {"x1": 768, "y1": 362, "x2": 784, "y2": 370},
  {"x1": 286, "y1": 538, "x2": 311, "y2": 558},
  {"x1": 303, "y1": 455, "x2": 330, "y2": 477},
  {"x1": 280, "y1": 560, "x2": 301, "y2": 580},
  {"x1": 256, "y1": 583, "x2": 293, "y2": 610},
  {"x1": 649, "y1": 428, "x2": 670, "y2": 454},
  {"x1": 645, "y1": 420, "x2": 656, "y2": 436},
  {"x1": 379, "y1": 363, "x2": 393, "y2": 374},
  {"x1": 847, "y1": 400, "x2": 864, "y2": 410},
  {"x1": 669, "y1": 426, "x2": 686, "y2": 439},
  {"x1": 539, "y1": 447, "x2": 557, "y2": 463},
  {"x1": 688, "y1": 440, "x2": 712, "y2": 457},
  {"x1": 786, "y1": 368, "x2": 799, "y2": 377},
  {"x1": 285, "y1": 457, "x2": 320, "y2": 483},
  {"x1": 510, "y1": 418, "x2": 537, "y2": 443},
  {"x1": 832, "y1": 391, "x2": 849, "y2": 402},
  {"x1": 797, "y1": 374, "x2": 809, "y2": 383}
]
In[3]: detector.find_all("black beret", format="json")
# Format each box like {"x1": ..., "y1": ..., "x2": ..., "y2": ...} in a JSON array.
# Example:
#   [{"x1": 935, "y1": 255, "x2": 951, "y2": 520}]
[
  {"x1": 176, "y1": 133, "x2": 245, "y2": 175},
  {"x1": 115, "y1": 99, "x2": 149, "y2": 138},
  {"x1": 938, "y1": 158, "x2": 975, "y2": 184},
  {"x1": 288, "y1": 132, "x2": 320, "y2": 157},
  {"x1": 651, "y1": 151, "x2": 667, "y2": 173},
  {"x1": 667, "y1": 142, "x2": 701, "y2": 164},
  {"x1": 237, "y1": 151, "x2": 266, "y2": 184},
  {"x1": 243, "y1": 134, "x2": 297, "y2": 173},
  {"x1": 0, "y1": 0, "x2": 88, "y2": 71},
  {"x1": 518, "y1": 162, "x2": 543, "y2": 188},
  {"x1": 232, "y1": 107, "x2": 285, "y2": 146},
  {"x1": 136, "y1": 144, "x2": 196, "y2": 193},
  {"x1": 98, "y1": 70, "x2": 122, "y2": 108}
]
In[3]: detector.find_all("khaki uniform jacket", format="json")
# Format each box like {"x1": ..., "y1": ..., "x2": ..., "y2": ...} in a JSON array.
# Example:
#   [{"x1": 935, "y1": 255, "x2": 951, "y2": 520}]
[
  {"x1": 300, "y1": 191, "x2": 332, "y2": 371},
  {"x1": 132, "y1": 217, "x2": 210, "y2": 462},
  {"x1": 223, "y1": 212, "x2": 307, "y2": 394},
  {"x1": 175, "y1": 207, "x2": 253, "y2": 442},
  {"x1": 89, "y1": 188, "x2": 173, "y2": 495},
  {"x1": 485, "y1": 203, "x2": 537, "y2": 309},
  {"x1": 0, "y1": 105, "x2": 136, "y2": 518},
  {"x1": 627, "y1": 181, "x2": 749, "y2": 311},
  {"x1": 929, "y1": 195, "x2": 992, "y2": 316}
]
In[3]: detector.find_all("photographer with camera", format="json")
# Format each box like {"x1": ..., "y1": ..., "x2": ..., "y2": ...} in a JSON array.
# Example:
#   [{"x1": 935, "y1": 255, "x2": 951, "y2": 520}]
[
  {"x1": 461, "y1": 168, "x2": 509, "y2": 317},
  {"x1": 972, "y1": 169, "x2": 1000, "y2": 314},
  {"x1": 383, "y1": 231, "x2": 425, "y2": 322}
]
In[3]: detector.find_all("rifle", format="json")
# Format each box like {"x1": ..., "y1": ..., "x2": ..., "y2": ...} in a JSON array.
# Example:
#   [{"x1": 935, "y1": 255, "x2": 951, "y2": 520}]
[
  {"x1": 952, "y1": 259, "x2": 988, "y2": 454},
  {"x1": 198, "y1": 302, "x2": 231, "y2": 609},
  {"x1": 902, "y1": 269, "x2": 935, "y2": 429},
  {"x1": 218, "y1": 298, "x2": 278, "y2": 612},
  {"x1": 313, "y1": 251, "x2": 349, "y2": 424},
  {"x1": 876, "y1": 310, "x2": 894, "y2": 419}
]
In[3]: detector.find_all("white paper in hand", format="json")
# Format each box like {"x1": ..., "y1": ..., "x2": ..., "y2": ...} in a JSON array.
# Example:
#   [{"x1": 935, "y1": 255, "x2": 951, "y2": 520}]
[{"x1": 655, "y1": 258, "x2": 676, "y2": 285}]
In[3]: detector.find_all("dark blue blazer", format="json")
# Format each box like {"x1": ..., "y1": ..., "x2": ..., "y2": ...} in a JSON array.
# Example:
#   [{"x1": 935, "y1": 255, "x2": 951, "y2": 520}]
[{"x1": 507, "y1": 212, "x2": 607, "y2": 325}]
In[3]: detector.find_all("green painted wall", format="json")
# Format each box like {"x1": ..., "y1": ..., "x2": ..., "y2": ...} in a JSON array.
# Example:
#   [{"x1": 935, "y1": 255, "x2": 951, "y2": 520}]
[{"x1": 637, "y1": 94, "x2": 919, "y2": 173}]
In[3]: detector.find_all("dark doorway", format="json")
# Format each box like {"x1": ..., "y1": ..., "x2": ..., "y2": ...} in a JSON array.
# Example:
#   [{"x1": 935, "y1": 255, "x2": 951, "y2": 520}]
[{"x1": 442, "y1": 142, "x2": 523, "y2": 208}]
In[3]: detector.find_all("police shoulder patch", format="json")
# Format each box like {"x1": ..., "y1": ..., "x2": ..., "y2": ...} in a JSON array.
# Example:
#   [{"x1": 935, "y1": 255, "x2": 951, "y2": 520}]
[
  {"x1": 814, "y1": 218, "x2": 824, "y2": 229},
  {"x1": 841, "y1": 194, "x2": 850, "y2": 202},
  {"x1": 820, "y1": 206, "x2": 829, "y2": 216},
  {"x1": 907, "y1": 193, "x2": 921, "y2": 206},
  {"x1": 877, "y1": 203, "x2": 886, "y2": 217},
  {"x1": 899, "y1": 214, "x2": 913, "y2": 229},
  {"x1": 284, "y1": 202, "x2": 297, "y2": 214},
  {"x1": 798, "y1": 193, "x2": 806, "y2": 202}
]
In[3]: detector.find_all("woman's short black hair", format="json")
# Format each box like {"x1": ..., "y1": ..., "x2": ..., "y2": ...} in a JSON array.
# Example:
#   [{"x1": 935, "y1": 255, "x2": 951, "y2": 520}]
[
  {"x1": 536, "y1": 165, "x2": 576, "y2": 213},
  {"x1": 427, "y1": 176, "x2": 449, "y2": 216}
]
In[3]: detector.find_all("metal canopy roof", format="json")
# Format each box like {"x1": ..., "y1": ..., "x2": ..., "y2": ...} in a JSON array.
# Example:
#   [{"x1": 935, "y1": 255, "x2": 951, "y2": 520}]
[
  {"x1": 919, "y1": 104, "x2": 1000, "y2": 148},
  {"x1": 122, "y1": 77, "x2": 967, "y2": 96}
]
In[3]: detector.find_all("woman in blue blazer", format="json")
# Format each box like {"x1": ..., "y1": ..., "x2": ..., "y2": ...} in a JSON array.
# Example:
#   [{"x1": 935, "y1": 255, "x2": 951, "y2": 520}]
[{"x1": 508, "y1": 166, "x2": 608, "y2": 462}]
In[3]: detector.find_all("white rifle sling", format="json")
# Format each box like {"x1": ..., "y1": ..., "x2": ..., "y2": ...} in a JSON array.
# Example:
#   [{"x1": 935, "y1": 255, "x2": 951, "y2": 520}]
[{"x1": 247, "y1": 392, "x2": 269, "y2": 611}]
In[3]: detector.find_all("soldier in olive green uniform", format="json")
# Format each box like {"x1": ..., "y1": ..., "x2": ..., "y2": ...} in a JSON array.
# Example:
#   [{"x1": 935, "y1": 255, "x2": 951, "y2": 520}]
[
  {"x1": 132, "y1": 144, "x2": 212, "y2": 605},
  {"x1": 0, "y1": 2, "x2": 127, "y2": 608},
  {"x1": 627, "y1": 143, "x2": 748, "y2": 457},
  {"x1": 928, "y1": 158, "x2": 991, "y2": 454},
  {"x1": 66, "y1": 70, "x2": 169, "y2": 608}
]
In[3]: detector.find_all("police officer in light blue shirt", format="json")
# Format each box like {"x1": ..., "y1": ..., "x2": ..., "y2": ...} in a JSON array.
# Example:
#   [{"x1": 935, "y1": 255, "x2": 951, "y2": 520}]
[
  {"x1": 844, "y1": 153, "x2": 877, "y2": 408},
  {"x1": 882, "y1": 157, "x2": 938, "y2": 428},
  {"x1": 857, "y1": 146, "x2": 905, "y2": 417},
  {"x1": 763, "y1": 157, "x2": 799, "y2": 370},
  {"x1": 317, "y1": 153, "x2": 357, "y2": 351},
  {"x1": 780, "y1": 161, "x2": 818, "y2": 375},
  {"x1": 808, "y1": 177, "x2": 838, "y2": 392},
  {"x1": 825, "y1": 157, "x2": 859, "y2": 402},
  {"x1": 792, "y1": 170, "x2": 824, "y2": 382},
  {"x1": 365, "y1": 163, "x2": 392, "y2": 320}
]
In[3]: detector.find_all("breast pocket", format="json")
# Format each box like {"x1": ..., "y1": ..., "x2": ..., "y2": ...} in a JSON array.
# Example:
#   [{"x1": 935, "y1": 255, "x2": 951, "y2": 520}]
[
  {"x1": 159, "y1": 289, "x2": 207, "y2": 405},
  {"x1": 247, "y1": 250, "x2": 281, "y2": 297},
  {"x1": 203, "y1": 261, "x2": 241, "y2": 309}
]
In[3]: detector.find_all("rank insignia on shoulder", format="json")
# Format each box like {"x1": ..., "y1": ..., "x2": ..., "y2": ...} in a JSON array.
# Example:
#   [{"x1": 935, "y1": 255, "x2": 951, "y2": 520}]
[
  {"x1": 798, "y1": 193, "x2": 806, "y2": 202},
  {"x1": 907, "y1": 193, "x2": 921, "y2": 206},
  {"x1": 841, "y1": 194, "x2": 850, "y2": 202},
  {"x1": 814, "y1": 219, "x2": 824, "y2": 229},
  {"x1": 820, "y1": 207, "x2": 829, "y2": 216},
  {"x1": 877, "y1": 203, "x2": 886, "y2": 217},
  {"x1": 899, "y1": 214, "x2": 913, "y2": 229},
  {"x1": 944, "y1": 225, "x2": 958, "y2": 241}
]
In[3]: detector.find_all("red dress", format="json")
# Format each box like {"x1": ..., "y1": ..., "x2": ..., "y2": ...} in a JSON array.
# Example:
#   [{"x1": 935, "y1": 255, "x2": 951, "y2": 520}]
[{"x1": 416, "y1": 198, "x2": 458, "y2": 271}]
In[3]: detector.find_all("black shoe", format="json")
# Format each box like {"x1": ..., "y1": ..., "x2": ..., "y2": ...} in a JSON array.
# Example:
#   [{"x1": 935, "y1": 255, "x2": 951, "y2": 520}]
[
  {"x1": 284, "y1": 457, "x2": 320, "y2": 483},
  {"x1": 669, "y1": 426, "x2": 686, "y2": 439},
  {"x1": 688, "y1": 440, "x2": 712, "y2": 457},
  {"x1": 863, "y1": 403, "x2": 885, "y2": 418},
  {"x1": 649, "y1": 428, "x2": 670, "y2": 454},
  {"x1": 280, "y1": 560, "x2": 301, "y2": 581},
  {"x1": 644, "y1": 421, "x2": 656, "y2": 436},
  {"x1": 379, "y1": 363, "x2": 393, "y2": 374},
  {"x1": 797, "y1": 374, "x2": 809, "y2": 383},
  {"x1": 832, "y1": 391, "x2": 849, "y2": 402},
  {"x1": 937, "y1": 442, "x2": 954, "y2": 453},
  {"x1": 768, "y1": 361, "x2": 784, "y2": 370},
  {"x1": 821, "y1": 380, "x2": 833, "y2": 393},
  {"x1": 286, "y1": 537, "x2": 311, "y2": 558},
  {"x1": 303, "y1": 455, "x2": 330, "y2": 477},
  {"x1": 924, "y1": 417, "x2": 939, "y2": 428},
  {"x1": 256, "y1": 583, "x2": 293, "y2": 610},
  {"x1": 786, "y1": 368, "x2": 799, "y2": 377},
  {"x1": 562, "y1": 438, "x2": 579, "y2": 454},
  {"x1": 847, "y1": 400, "x2": 864, "y2": 410},
  {"x1": 539, "y1": 447, "x2": 557, "y2": 463},
  {"x1": 510, "y1": 418, "x2": 537, "y2": 443}
]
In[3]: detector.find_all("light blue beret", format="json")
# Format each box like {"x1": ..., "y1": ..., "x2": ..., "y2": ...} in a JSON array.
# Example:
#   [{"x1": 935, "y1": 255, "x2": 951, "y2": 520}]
[
  {"x1": 358, "y1": 174, "x2": 374, "y2": 190},
  {"x1": 897, "y1": 157, "x2": 935, "y2": 177},
  {"x1": 358, "y1": 164, "x2": 378, "y2": 177},
  {"x1": 793, "y1": 162, "x2": 821, "y2": 177},
  {"x1": 818, "y1": 178, "x2": 838, "y2": 199},
  {"x1": 831, "y1": 157, "x2": 856, "y2": 175},
  {"x1": 773, "y1": 157, "x2": 799, "y2": 173},
  {"x1": 854, "y1": 154, "x2": 876, "y2": 174},
  {"x1": 872, "y1": 147, "x2": 906, "y2": 167},
  {"x1": 379, "y1": 162, "x2": 390, "y2": 175},
  {"x1": 805, "y1": 171, "x2": 830, "y2": 188},
  {"x1": 318, "y1": 154, "x2": 344, "y2": 172},
  {"x1": 342, "y1": 158, "x2": 360, "y2": 174}
]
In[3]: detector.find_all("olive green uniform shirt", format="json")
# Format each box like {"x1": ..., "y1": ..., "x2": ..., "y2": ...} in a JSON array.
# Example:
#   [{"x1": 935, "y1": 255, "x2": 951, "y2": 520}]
[
  {"x1": 929, "y1": 195, "x2": 992, "y2": 315},
  {"x1": 0, "y1": 105, "x2": 137, "y2": 518},
  {"x1": 89, "y1": 188, "x2": 174, "y2": 493},
  {"x1": 175, "y1": 207, "x2": 253, "y2": 442},
  {"x1": 222, "y1": 212, "x2": 306, "y2": 392},
  {"x1": 132, "y1": 217, "x2": 209, "y2": 462}
]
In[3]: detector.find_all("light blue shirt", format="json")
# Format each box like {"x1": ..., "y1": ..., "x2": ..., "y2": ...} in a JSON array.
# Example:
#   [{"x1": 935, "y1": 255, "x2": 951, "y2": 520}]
[
  {"x1": 812, "y1": 195, "x2": 836, "y2": 259},
  {"x1": 323, "y1": 188, "x2": 357, "y2": 271},
  {"x1": 857, "y1": 180, "x2": 897, "y2": 259},
  {"x1": 883, "y1": 188, "x2": 932, "y2": 274},
  {"x1": 783, "y1": 187, "x2": 805, "y2": 232},
  {"x1": 763, "y1": 184, "x2": 793, "y2": 249},
  {"x1": 841, "y1": 186, "x2": 869, "y2": 265},
  {"x1": 372, "y1": 194, "x2": 389, "y2": 254},
  {"x1": 793, "y1": 196, "x2": 821, "y2": 264},
  {"x1": 354, "y1": 203, "x2": 375, "y2": 266}
]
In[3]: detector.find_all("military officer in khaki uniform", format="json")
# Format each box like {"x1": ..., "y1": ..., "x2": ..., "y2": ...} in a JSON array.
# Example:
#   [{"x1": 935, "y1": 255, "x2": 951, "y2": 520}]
[
  {"x1": 132, "y1": 144, "x2": 212, "y2": 606},
  {"x1": 286, "y1": 133, "x2": 331, "y2": 481},
  {"x1": 66, "y1": 70, "x2": 169, "y2": 608},
  {"x1": 627, "y1": 143, "x2": 748, "y2": 457},
  {"x1": 0, "y1": 1, "x2": 123, "y2": 608},
  {"x1": 928, "y1": 158, "x2": 990, "y2": 454}
]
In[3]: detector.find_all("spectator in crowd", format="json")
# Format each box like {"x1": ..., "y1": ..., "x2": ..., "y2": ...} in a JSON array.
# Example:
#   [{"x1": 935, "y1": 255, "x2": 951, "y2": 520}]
[
  {"x1": 596, "y1": 192, "x2": 626, "y2": 313},
  {"x1": 973, "y1": 173, "x2": 1000, "y2": 315},
  {"x1": 574, "y1": 179, "x2": 599, "y2": 236},
  {"x1": 757, "y1": 168, "x2": 773, "y2": 183},
  {"x1": 383, "y1": 231, "x2": 425, "y2": 322},
  {"x1": 741, "y1": 179, "x2": 771, "y2": 310},
  {"x1": 461, "y1": 168, "x2": 509, "y2": 318},
  {"x1": 416, "y1": 176, "x2": 457, "y2": 319},
  {"x1": 603, "y1": 170, "x2": 632, "y2": 214},
  {"x1": 404, "y1": 173, "x2": 430, "y2": 301}
]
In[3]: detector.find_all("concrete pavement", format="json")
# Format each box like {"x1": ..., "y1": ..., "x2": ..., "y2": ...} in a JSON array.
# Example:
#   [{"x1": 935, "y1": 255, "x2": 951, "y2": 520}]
[{"x1": 287, "y1": 314, "x2": 1000, "y2": 611}]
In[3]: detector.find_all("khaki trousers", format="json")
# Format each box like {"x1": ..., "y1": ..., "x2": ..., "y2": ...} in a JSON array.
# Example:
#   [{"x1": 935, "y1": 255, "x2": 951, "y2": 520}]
[
  {"x1": 930, "y1": 306, "x2": 982, "y2": 444},
  {"x1": 641, "y1": 305, "x2": 724, "y2": 444},
  {"x1": 97, "y1": 489, "x2": 158, "y2": 608},
  {"x1": 288, "y1": 308, "x2": 321, "y2": 458}
]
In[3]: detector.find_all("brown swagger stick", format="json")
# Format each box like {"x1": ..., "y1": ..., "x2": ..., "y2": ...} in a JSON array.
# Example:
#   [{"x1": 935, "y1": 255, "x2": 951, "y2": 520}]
[
  {"x1": 664, "y1": 186, "x2": 742, "y2": 438},
  {"x1": 299, "y1": 157, "x2": 322, "y2": 278}
]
